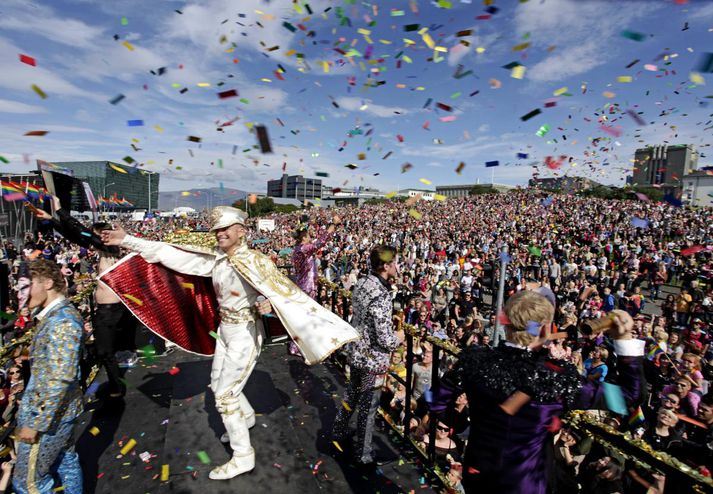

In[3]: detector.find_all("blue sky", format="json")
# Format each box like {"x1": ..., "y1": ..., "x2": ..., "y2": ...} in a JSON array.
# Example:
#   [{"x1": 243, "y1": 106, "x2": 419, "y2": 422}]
[{"x1": 1, "y1": 0, "x2": 712, "y2": 194}]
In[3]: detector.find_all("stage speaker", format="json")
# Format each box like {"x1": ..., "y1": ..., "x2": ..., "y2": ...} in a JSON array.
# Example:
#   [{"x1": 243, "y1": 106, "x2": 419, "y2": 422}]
[
  {"x1": 0, "y1": 263, "x2": 8, "y2": 314},
  {"x1": 261, "y1": 314, "x2": 289, "y2": 345}
]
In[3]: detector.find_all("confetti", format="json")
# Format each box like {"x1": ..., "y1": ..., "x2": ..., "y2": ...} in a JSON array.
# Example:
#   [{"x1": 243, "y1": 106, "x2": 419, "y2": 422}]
[
  {"x1": 109, "y1": 94, "x2": 125, "y2": 105},
  {"x1": 511, "y1": 65, "x2": 526, "y2": 79},
  {"x1": 123, "y1": 294, "x2": 144, "y2": 306},
  {"x1": 620, "y1": 30, "x2": 646, "y2": 42},
  {"x1": 89, "y1": 427, "x2": 100, "y2": 436},
  {"x1": 408, "y1": 209, "x2": 423, "y2": 219},
  {"x1": 197, "y1": 451, "x2": 211, "y2": 464},
  {"x1": 160, "y1": 464, "x2": 169, "y2": 482},
  {"x1": 110, "y1": 164, "x2": 128, "y2": 174},
  {"x1": 218, "y1": 89, "x2": 238, "y2": 99},
  {"x1": 127, "y1": 120, "x2": 144, "y2": 127},
  {"x1": 520, "y1": 108, "x2": 541, "y2": 121},
  {"x1": 120, "y1": 439, "x2": 136, "y2": 455},
  {"x1": 19, "y1": 54, "x2": 36, "y2": 66},
  {"x1": 24, "y1": 130, "x2": 48, "y2": 136},
  {"x1": 255, "y1": 125, "x2": 272, "y2": 153},
  {"x1": 31, "y1": 84, "x2": 47, "y2": 99}
]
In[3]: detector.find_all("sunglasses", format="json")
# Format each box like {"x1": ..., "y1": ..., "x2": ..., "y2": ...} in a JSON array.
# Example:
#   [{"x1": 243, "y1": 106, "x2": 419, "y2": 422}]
[
  {"x1": 675, "y1": 383, "x2": 688, "y2": 388},
  {"x1": 663, "y1": 397, "x2": 679, "y2": 405},
  {"x1": 8, "y1": 371, "x2": 19, "y2": 375},
  {"x1": 436, "y1": 425, "x2": 450, "y2": 432}
]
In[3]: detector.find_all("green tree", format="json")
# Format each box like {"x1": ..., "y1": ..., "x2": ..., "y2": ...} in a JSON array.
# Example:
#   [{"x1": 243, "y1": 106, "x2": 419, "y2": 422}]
[
  {"x1": 469, "y1": 185, "x2": 500, "y2": 196},
  {"x1": 232, "y1": 197, "x2": 286, "y2": 217}
]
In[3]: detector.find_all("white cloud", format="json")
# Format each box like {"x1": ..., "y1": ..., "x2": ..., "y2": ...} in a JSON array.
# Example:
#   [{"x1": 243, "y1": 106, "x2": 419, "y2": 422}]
[
  {"x1": 0, "y1": 99, "x2": 47, "y2": 114},
  {"x1": 447, "y1": 30, "x2": 501, "y2": 66},
  {"x1": 335, "y1": 97, "x2": 409, "y2": 118},
  {"x1": 527, "y1": 42, "x2": 604, "y2": 82},
  {"x1": 161, "y1": 0, "x2": 334, "y2": 69},
  {"x1": 401, "y1": 139, "x2": 515, "y2": 160},
  {"x1": 0, "y1": 37, "x2": 105, "y2": 101},
  {"x1": 514, "y1": 0, "x2": 662, "y2": 83},
  {"x1": 0, "y1": 2, "x2": 103, "y2": 48}
]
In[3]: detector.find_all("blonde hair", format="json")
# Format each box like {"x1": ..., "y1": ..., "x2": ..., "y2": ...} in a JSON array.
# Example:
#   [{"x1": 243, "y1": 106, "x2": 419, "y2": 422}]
[
  {"x1": 683, "y1": 353, "x2": 701, "y2": 367},
  {"x1": 504, "y1": 290, "x2": 555, "y2": 340}
]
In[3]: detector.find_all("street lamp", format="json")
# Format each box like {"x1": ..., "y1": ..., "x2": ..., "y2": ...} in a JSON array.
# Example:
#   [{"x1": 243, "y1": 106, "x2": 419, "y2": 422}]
[
  {"x1": 103, "y1": 182, "x2": 116, "y2": 212},
  {"x1": 103, "y1": 182, "x2": 116, "y2": 198}
]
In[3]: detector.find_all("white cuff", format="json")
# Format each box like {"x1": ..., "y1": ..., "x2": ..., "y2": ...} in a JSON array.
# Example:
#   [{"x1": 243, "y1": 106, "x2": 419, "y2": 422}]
[
  {"x1": 120, "y1": 234, "x2": 144, "y2": 250},
  {"x1": 613, "y1": 338, "x2": 645, "y2": 357}
]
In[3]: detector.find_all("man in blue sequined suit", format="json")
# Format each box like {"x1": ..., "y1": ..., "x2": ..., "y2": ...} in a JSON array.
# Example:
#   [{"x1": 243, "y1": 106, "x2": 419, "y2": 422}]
[{"x1": 14, "y1": 259, "x2": 84, "y2": 494}]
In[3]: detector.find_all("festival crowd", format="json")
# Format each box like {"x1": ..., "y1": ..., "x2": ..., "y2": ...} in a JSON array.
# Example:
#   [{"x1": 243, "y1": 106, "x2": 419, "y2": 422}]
[{"x1": 0, "y1": 188, "x2": 711, "y2": 493}]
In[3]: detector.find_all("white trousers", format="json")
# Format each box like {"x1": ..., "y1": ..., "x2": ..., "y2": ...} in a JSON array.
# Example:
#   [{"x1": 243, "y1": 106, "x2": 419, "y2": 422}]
[{"x1": 211, "y1": 322, "x2": 262, "y2": 455}]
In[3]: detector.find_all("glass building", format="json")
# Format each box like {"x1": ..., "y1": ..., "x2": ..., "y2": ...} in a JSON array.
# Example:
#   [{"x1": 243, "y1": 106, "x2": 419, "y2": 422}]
[{"x1": 53, "y1": 161, "x2": 159, "y2": 210}]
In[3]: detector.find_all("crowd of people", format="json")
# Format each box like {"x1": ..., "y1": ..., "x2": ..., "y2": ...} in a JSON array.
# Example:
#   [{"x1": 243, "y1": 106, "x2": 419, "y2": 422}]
[{"x1": 0, "y1": 188, "x2": 711, "y2": 492}]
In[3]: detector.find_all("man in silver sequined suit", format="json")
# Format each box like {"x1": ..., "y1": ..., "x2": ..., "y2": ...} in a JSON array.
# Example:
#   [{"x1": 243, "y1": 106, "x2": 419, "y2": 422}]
[
  {"x1": 332, "y1": 245, "x2": 403, "y2": 467},
  {"x1": 14, "y1": 260, "x2": 84, "y2": 494}
]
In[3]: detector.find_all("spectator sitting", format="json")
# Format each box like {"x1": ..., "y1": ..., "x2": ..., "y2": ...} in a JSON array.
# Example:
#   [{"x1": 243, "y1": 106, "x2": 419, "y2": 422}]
[{"x1": 419, "y1": 417, "x2": 461, "y2": 467}]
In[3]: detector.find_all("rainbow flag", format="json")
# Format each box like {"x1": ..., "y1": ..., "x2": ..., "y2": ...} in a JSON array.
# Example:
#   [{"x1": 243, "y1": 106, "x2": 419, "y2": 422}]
[
  {"x1": 628, "y1": 406, "x2": 645, "y2": 427},
  {"x1": 646, "y1": 342, "x2": 664, "y2": 361},
  {"x1": 0, "y1": 181, "x2": 20, "y2": 194},
  {"x1": 22, "y1": 182, "x2": 41, "y2": 199}
]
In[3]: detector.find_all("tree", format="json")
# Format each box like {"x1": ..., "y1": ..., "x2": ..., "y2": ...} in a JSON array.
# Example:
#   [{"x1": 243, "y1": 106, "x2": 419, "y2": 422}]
[
  {"x1": 578, "y1": 185, "x2": 664, "y2": 203},
  {"x1": 232, "y1": 197, "x2": 299, "y2": 217},
  {"x1": 470, "y1": 185, "x2": 500, "y2": 196}
]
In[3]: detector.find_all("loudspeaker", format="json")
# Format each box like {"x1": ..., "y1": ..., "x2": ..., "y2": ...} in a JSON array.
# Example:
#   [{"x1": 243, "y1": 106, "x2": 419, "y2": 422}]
[{"x1": 0, "y1": 263, "x2": 8, "y2": 314}]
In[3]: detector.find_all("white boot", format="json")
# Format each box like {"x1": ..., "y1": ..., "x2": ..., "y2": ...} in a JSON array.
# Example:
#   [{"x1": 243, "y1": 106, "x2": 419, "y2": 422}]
[
  {"x1": 220, "y1": 413, "x2": 255, "y2": 443},
  {"x1": 208, "y1": 447, "x2": 255, "y2": 480}
]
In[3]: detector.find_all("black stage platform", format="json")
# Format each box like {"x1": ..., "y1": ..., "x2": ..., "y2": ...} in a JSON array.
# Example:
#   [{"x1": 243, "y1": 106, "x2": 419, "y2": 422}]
[{"x1": 75, "y1": 345, "x2": 438, "y2": 494}]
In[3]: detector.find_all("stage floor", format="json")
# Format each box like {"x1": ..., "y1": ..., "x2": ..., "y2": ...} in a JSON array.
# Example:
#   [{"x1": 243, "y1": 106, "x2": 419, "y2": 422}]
[{"x1": 75, "y1": 344, "x2": 438, "y2": 494}]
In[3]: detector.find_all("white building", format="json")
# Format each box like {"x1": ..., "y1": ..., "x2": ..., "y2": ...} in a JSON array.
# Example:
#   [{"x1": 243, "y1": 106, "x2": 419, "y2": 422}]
[
  {"x1": 398, "y1": 189, "x2": 435, "y2": 201},
  {"x1": 682, "y1": 171, "x2": 713, "y2": 207}
]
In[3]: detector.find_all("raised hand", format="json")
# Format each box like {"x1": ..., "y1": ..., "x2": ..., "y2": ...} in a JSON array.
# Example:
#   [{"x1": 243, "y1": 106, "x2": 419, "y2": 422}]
[{"x1": 100, "y1": 224, "x2": 127, "y2": 246}]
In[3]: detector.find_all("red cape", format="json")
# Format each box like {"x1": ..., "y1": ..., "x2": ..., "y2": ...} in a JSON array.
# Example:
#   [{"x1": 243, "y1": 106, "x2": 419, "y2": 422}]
[{"x1": 100, "y1": 254, "x2": 219, "y2": 356}]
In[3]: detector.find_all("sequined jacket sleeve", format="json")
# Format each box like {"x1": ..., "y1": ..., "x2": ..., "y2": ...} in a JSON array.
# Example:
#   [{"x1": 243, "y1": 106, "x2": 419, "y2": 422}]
[
  {"x1": 121, "y1": 234, "x2": 215, "y2": 277},
  {"x1": 20, "y1": 304, "x2": 84, "y2": 432},
  {"x1": 346, "y1": 275, "x2": 398, "y2": 372}
]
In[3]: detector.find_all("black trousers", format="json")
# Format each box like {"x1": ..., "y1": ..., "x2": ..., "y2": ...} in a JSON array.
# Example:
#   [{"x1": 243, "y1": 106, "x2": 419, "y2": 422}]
[{"x1": 93, "y1": 303, "x2": 135, "y2": 394}]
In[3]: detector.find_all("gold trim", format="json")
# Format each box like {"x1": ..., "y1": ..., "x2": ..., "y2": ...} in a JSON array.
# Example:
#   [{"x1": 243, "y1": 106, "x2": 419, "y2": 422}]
[
  {"x1": 215, "y1": 337, "x2": 259, "y2": 408},
  {"x1": 26, "y1": 442, "x2": 41, "y2": 494},
  {"x1": 219, "y1": 307, "x2": 255, "y2": 325}
]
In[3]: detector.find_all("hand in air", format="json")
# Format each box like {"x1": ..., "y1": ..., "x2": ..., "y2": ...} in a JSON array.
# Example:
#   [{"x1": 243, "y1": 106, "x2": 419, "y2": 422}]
[{"x1": 100, "y1": 224, "x2": 127, "y2": 246}]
